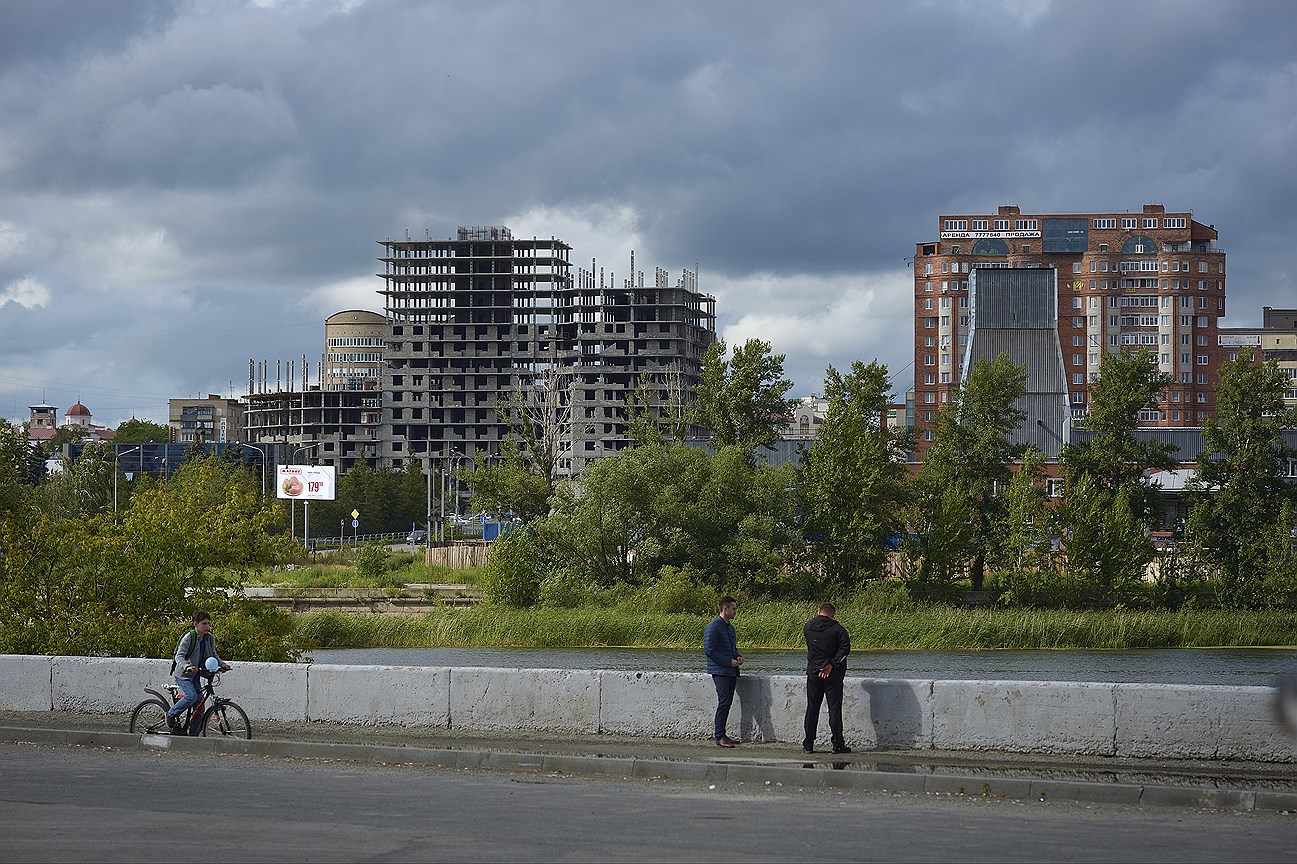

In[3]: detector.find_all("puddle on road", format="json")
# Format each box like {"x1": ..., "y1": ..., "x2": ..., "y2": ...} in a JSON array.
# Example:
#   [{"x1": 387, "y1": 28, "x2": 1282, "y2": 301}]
[{"x1": 783, "y1": 757, "x2": 1297, "y2": 792}]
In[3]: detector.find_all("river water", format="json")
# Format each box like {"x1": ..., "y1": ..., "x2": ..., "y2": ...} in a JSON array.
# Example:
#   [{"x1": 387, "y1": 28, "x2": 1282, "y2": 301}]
[{"x1": 303, "y1": 646, "x2": 1297, "y2": 686}]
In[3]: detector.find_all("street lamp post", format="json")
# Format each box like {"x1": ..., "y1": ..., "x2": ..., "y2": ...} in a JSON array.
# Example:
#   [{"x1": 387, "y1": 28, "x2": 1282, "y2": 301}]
[
  {"x1": 439, "y1": 464, "x2": 446, "y2": 545},
  {"x1": 424, "y1": 454, "x2": 433, "y2": 550},
  {"x1": 288, "y1": 444, "x2": 317, "y2": 541},
  {"x1": 239, "y1": 443, "x2": 267, "y2": 499},
  {"x1": 451, "y1": 449, "x2": 464, "y2": 532},
  {"x1": 113, "y1": 446, "x2": 142, "y2": 518}
]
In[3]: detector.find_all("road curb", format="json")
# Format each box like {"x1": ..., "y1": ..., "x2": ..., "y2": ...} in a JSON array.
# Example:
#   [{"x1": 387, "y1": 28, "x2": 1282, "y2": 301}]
[{"x1": 3, "y1": 725, "x2": 1295, "y2": 813}]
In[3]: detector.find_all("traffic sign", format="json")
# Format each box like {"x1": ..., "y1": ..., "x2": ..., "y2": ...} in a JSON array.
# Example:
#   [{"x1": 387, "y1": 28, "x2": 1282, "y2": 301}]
[
  {"x1": 351, "y1": 519, "x2": 359, "y2": 528},
  {"x1": 351, "y1": 509, "x2": 360, "y2": 519}
]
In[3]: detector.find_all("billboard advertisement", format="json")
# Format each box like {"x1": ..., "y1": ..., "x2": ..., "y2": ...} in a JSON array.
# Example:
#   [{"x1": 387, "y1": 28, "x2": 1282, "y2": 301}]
[{"x1": 277, "y1": 464, "x2": 336, "y2": 500}]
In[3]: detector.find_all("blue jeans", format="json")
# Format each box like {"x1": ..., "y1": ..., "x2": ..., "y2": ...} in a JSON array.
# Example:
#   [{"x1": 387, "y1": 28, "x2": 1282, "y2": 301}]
[
  {"x1": 167, "y1": 676, "x2": 200, "y2": 729},
  {"x1": 712, "y1": 674, "x2": 738, "y2": 740}
]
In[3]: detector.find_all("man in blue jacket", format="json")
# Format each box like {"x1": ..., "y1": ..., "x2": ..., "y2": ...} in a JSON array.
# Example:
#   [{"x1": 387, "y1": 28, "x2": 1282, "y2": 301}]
[{"x1": 703, "y1": 595, "x2": 743, "y2": 747}]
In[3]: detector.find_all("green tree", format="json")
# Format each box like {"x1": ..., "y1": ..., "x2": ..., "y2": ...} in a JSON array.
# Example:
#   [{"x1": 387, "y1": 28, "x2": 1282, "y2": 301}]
[
  {"x1": 0, "y1": 421, "x2": 30, "y2": 518},
  {"x1": 798, "y1": 360, "x2": 911, "y2": 585},
  {"x1": 27, "y1": 442, "x2": 115, "y2": 521},
  {"x1": 481, "y1": 526, "x2": 548, "y2": 607},
  {"x1": 45, "y1": 425, "x2": 83, "y2": 451},
  {"x1": 693, "y1": 338, "x2": 795, "y2": 457},
  {"x1": 1062, "y1": 347, "x2": 1177, "y2": 496},
  {"x1": 904, "y1": 482, "x2": 976, "y2": 587},
  {"x1": 1184, "y1": 356, "x2": 1297, "y2": 607},
  {"x1": 535, "y1": 442, "x2": 799, "y2": 593},
  {"x1": 623, "y1": 367, "x2": 693, "y2": 447},
  {"x1": 460, "y1": 439, "x2": 554, "y2": 523},
  {"x1": 113, "y1": 419, "x2": 172, "y2": 443},
  {"x1": 1058, "y1": 348, "x2": 1174, "y2": 601},
  {"x1": 991, "y1": 446, "x2": 1055, "y2": 574},
  {"x1": 0, "y1": 453, "x2": 297, "y2": 659},
  {"x1": 915, "y1": 353, "x2": 1027, "y2": 591},
  {"x1": 1057, "y1": 474, "x2": 1150, "y2": 604},
  {"x1": 310, "y1": 462, "x2": 429, "y2": 537}
]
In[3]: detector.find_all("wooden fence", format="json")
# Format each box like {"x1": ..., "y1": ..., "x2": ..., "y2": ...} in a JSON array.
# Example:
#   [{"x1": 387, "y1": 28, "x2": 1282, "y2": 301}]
[{"x1": 425, "y1": 542, "x2": 491, "y2": 569}]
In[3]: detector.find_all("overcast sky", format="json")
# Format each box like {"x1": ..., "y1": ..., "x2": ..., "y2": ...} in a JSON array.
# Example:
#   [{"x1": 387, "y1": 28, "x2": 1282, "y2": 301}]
[{"x1": 2, "y1": 0, "x2": 1296, "y2": 428}]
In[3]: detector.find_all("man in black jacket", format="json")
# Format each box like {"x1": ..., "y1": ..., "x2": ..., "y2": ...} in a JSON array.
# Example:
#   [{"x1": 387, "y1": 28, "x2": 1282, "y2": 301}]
[{"x1": 803, "y1": 602, "x2": 851, "y2": 754}]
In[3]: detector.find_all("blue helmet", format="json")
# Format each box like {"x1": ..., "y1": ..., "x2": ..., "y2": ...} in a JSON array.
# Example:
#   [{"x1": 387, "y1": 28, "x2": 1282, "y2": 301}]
[{"x1": 204, "y1": 656, "x2": 220, "y2": 673}]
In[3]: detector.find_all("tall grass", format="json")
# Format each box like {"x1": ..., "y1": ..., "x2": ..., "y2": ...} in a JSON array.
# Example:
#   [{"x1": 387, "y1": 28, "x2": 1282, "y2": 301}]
[{"x1": 292, "y1": 603, "x2": 1297, "y2": 650}]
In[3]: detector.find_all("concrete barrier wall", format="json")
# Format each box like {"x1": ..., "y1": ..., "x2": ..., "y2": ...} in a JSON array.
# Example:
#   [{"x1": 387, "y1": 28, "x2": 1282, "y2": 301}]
[
  {"x1": 1, "y1": 654, "x2": 1292, "y2": 763},
  {"x1": 308, "y1": 664, "x2": 449, "y2": 727},
  {"x1": 0, "y1": 655, "x2": 54, "y2": 711},
  {"x1": 450, "y1": 668, "x2": 600, "y2": 733},
  {"x1": 932, "y1": 680, "x2": 1119, "y2": 756}
]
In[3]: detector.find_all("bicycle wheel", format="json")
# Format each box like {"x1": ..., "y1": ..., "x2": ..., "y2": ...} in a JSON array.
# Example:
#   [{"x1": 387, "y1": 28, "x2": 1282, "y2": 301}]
[
  {"x1": 129, "y1": 699, "x2": 171, "y2": 734},
  {"x1": 201, "y1": 700, "x2": 252, "y2": 739}
]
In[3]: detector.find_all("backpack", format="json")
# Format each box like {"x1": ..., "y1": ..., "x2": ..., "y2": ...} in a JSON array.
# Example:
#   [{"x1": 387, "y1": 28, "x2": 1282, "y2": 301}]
[{"x1": 169, "y1": 628, "x2": 198, "y2": 676}]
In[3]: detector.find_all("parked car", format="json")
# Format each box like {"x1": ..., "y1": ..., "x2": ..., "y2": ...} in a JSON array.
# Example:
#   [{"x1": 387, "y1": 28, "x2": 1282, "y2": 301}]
[{"x1": 406, "y1": 529, "x2": 428, "y2": 545}]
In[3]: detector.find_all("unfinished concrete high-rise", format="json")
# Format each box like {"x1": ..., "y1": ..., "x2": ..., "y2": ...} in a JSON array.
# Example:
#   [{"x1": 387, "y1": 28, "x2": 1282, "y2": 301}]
[{"x1": 376, "y1": 226, "x2": 716, "y2": 476}]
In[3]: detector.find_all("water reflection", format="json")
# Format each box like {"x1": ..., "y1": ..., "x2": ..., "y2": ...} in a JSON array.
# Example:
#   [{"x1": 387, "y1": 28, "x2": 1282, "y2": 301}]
[{"x1": 303, "y1": 646, "x2": 1297, "y2": 686}]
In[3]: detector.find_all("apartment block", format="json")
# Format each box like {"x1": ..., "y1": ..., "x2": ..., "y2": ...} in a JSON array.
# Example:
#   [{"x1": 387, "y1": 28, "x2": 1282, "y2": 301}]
[
  {"x1": 913, "y1": 204, "x2": 1225, "y2": 459},
  {"x1": 1217, "y1": 306, "x2": 1297, "y2": 408},
  {"x1": 376, "y1": 226, "x2": 716, "y2": 475},
  {"x1": 168, "y1": 394, "x2": 244, "y2": 444}
]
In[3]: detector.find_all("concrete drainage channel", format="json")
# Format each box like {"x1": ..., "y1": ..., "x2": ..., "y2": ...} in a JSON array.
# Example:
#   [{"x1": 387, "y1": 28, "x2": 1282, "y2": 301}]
[{"x1": 3, "y1": 726, "x2": 1295, "y2": 813}]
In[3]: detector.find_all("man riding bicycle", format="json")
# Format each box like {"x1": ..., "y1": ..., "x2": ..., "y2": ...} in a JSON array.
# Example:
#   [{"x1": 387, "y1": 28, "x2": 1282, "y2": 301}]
[{"x1": 166, "y1": 610, "x2": 232, "y2": 734}]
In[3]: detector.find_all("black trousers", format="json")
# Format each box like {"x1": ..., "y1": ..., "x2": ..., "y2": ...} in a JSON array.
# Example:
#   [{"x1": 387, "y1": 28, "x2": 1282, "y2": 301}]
[{"x1": 803, "y1": 669, "x2": 845, "y2": 749}]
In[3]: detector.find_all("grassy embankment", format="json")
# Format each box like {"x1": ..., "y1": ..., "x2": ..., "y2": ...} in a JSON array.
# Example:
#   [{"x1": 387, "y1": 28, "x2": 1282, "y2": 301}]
[
  {"x1": 246, "y1": 559, "x2": 1297, "y2": 651},
  {"x1": 289, "y1": 599, "x2": 1297, "y2": 652}
]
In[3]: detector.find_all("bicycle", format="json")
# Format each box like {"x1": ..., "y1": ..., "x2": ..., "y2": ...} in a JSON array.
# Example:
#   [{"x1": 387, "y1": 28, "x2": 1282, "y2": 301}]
[{"x1": 129, "y1": 670, "x2": 252, "y2": 739}]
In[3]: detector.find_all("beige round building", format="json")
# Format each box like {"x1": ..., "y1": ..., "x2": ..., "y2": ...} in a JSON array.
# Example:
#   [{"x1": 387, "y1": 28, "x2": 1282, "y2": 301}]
[{"x1": 324, "y1": 310, "x2": 387, "y2": 391}]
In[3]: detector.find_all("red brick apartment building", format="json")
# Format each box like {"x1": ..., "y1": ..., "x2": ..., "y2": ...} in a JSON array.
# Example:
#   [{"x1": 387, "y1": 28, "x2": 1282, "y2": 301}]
[{"x1": 912, "y1": 204, "x2": 1225, "y2": 460}]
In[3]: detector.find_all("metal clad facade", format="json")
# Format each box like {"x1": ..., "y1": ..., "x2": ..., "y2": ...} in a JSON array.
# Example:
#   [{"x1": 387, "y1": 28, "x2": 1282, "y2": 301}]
[
  {"x1": 969, "y1": 268, "x2": 1057, "y2": 329},
  {"x1": 964, "y1": 268, "x2": 1069, "y2": 457}
]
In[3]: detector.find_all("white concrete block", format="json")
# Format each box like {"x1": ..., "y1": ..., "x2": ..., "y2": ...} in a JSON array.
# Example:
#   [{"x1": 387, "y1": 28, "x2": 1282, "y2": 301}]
[
  {"x1": 933, "y1": 680, "x2": 1117, "y2": 756},
  {"x1": 738, "y1": 674, "x2": 799, "y2": 742},
  {"x1": 450, "y1": 667, "x2": 599, "y2": 733},
  {"x1": 754, "y1": 676, "x2": 933, "y2": 748},
  {"x1": 599, "y1": 671, "x2": 718, "y2": 738},
  {"x1": 854, "y1": 678, "x2": 933, "y2": 749},
  {"x1": 0, "y1": 655, "x2": 53, "y2": 711},
  {"x1": 51, "y1": 656, "x2": 170, "y2": 713},
  {"x1": 307, "y1": 664, "x2": 450, "y2": 727},
  {"x1": 11, "y1": 654, "x2": 1294, "y2": 764},
  {"x1": 219, "y1": 660, "x2": 309, "y2": 722},
  {"x1": 1115, "y1": 683, "x2": 1297, "y2": 762}
]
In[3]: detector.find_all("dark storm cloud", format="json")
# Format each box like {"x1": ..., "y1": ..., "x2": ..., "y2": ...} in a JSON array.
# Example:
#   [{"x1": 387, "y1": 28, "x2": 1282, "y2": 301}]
[
  {"x1": 1, "y1": 0, "x2": 1295, "y2": 425},
  {"x1": 0, "y1": 0, "x2": 176, "y2": 75}
]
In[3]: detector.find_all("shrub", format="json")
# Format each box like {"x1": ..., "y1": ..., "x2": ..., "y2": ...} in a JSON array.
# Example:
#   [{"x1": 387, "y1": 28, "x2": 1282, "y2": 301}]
[
  {"x1": 481, "y1": 528, "x2": 547, "y2": 607},
  {"x1": 354, "y1": 542, "x2": 390, "y2": 581},
  {"x1": 638, "y1": 565, "x2": 716, "y2": 615},
  {"x1": 537, "y1": 568, "x2": 590, "y2": 608},
  {"x1": 848, "y1": 578, "x2": 914, "y2": 613}
]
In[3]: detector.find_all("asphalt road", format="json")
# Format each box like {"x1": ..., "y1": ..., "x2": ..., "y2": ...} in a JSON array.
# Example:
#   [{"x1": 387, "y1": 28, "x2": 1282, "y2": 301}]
[{"x1": 1, "y1": 742, "x2": 1293, "y2": 863}]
